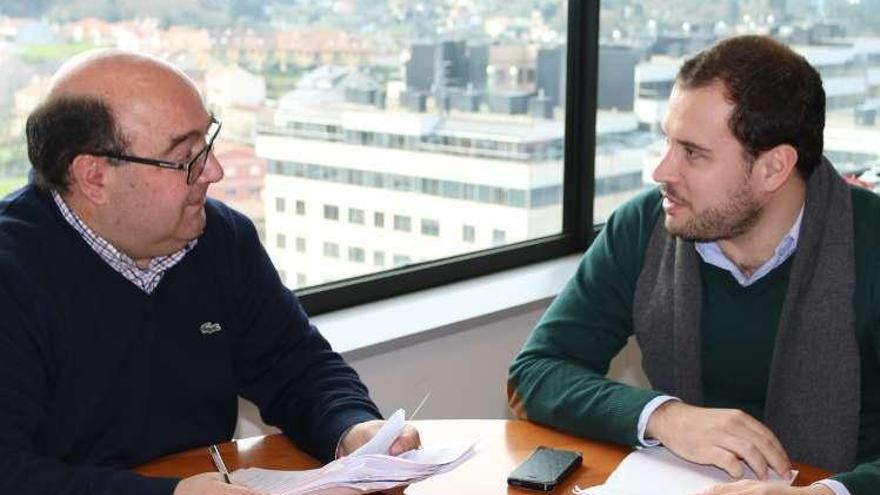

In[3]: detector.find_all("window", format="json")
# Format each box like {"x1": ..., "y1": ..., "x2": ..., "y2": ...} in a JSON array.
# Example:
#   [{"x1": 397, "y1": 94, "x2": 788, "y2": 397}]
[
  {"x1": 589, "y1": 3, "x2": 880, "y2": 224},
  {"x1": 392, "y1": 254, "x2": 412, "y2": 267},
  {"x1": 275, "y1": 197, "x2": 286, "y2": 213},
  {"x1": 421, "y1": 219, "x2": 439, "y2": 237},
  {"x1": 393, "y1": 215, "x2": 411, "y2": 232},
  {"x1": 462, "y1": 225, "x2": 475, "y2": 243},
  {"x1": 5, "y1": 2, "x2": 593, "y2": 315},
  {"x1": 349, "y1": 208, "x2": 365, "y2": 225},
  {"x1": 348, "y1": 247, "x2": 365, "y2": 263},
  {"x1": 296, "y1": 273, "x2": 307, "y2": 287},
  {"x1": 492, "y1": 229, "x2": 506, "y2": 246},
  {"x1": 323, "y1": 242, "x2": 339, "y2": 258},
  {"x1": 295, "y1": 237, "x2": 306, "y2": 253},
  {"x1": 373, "y1": 250, "x2": 385, "y2": 267},
  {"x1": 323, "y1": 205, "x2": 339, "y2": 221},
  {"x1": 276, "y1": 233, "x2": 287, "y2": 249}
]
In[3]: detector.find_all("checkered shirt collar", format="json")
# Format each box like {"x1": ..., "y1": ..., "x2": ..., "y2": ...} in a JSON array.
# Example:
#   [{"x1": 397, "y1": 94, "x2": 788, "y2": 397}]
[{"x1": 51, "y1": 190, "x2": 197, "y2": 294}]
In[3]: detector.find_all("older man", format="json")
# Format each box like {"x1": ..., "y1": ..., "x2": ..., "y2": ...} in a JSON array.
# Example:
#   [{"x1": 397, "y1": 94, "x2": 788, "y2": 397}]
[
  {"x1": 509, "y1": 36, "x2": 880, "y2": 495},
  {"x1": 0, "y1": 50, "x2": 418, "y2": 495}
]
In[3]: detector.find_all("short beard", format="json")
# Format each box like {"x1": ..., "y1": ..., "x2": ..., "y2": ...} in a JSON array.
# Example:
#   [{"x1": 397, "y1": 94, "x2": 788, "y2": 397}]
[{"x1": 667, "y1": 179, "x2": 762, "y2": 242}]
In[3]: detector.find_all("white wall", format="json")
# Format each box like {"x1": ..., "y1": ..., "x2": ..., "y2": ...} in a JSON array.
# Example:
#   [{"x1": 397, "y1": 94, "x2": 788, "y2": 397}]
[{"x1": 234, "y1": 300, "x2": 649, "y2": 438}]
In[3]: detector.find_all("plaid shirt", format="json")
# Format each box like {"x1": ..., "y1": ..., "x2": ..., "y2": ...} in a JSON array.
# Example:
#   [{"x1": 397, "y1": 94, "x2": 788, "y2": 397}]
[{"x1": 52, "y1": 191, "x2": 196, "y2": 294}]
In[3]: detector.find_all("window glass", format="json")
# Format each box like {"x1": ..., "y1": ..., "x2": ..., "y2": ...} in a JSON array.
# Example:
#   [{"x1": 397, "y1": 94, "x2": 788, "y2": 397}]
[
  {"x1": 0, "y1": 1, "x2": 568, "y2": 290},
  {"x1": 595, "y1": 1, "x2": 880, "y2": 223}
]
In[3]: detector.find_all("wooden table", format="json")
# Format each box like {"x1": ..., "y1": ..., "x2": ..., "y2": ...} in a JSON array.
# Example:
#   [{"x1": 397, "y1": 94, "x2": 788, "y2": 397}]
[{"x1": 135, "y1": 420, "x2": 831, "y2": 494}]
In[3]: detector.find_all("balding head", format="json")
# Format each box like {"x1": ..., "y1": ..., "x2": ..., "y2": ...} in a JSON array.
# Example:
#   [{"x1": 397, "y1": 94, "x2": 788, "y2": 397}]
[
  {"x1": 48, "y1": 49, "x2": 198, "y2": 107},
  {"x1": 26, "y1": 49, "x2": 205, "y2": 191}
]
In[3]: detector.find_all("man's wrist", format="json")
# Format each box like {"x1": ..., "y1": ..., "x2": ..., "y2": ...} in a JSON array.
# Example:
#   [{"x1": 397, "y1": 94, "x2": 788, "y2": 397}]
[
  {"x1": 637, "y1": 396, "x2": 679, "y2": 446},
  {"x1": 812, "y1": 479, "x2": 850, "y2": 495},
  {"x1": 335, "y1": 424, "x2": 358, "y2": 459}
]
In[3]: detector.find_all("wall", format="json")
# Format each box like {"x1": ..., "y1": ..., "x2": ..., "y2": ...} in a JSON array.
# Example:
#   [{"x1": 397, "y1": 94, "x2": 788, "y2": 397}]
[{"x1": 234, "y1": 301, "x2": 649, "y2": 438}]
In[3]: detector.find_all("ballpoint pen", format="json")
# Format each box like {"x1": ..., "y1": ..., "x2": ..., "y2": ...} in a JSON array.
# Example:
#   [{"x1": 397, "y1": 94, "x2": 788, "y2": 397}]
[
  {"x1": 409, "y1": 391, "x2": 431, "y2": 421},
  {"x1": 208, "y1": 444, "x2": 231, "y2": 484}
]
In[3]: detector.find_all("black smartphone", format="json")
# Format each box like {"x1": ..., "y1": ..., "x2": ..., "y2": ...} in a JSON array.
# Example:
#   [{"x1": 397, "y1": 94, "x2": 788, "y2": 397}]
[{"x1": 507, "y1": 446, "x2": 583, "y2": 492}]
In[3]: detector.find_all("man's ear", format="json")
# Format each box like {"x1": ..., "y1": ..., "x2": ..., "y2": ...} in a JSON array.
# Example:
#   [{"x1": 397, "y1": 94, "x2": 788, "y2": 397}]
[
  {"x1": 755, "y1": 144, "x2": 799, "y2": 193},
  {"x1": 68, "y1": 154, "x2": 110, "y2": 205}
]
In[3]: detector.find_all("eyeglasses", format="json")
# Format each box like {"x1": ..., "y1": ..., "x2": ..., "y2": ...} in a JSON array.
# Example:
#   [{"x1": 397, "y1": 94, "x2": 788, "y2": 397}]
[{"x1": 97, "y1": 118, "x2": 222, "y2": 185}]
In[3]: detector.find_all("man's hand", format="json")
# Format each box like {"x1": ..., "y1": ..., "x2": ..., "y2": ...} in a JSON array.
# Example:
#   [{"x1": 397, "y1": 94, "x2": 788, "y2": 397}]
[
  {"x1": 173, "y1": 472, "x2": 264, "y2": 495},
  {"x1": 646, "y1": 401, "x2": 792, "y2": 480},
  {"x1": 338, "y1": 420, "x2": 421, "y2": 457},
  {"x1": 696, "y1": 480, "x2": 834, "y2": 495}
]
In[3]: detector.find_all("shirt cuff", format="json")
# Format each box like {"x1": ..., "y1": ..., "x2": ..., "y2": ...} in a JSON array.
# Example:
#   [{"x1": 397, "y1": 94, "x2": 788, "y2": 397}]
[
  {"x1": 636, "y1": 395, "x2": 680, "y2": 446},
  {"x1": 815, "y1": 479, "x2": 851, "y2": 495}
]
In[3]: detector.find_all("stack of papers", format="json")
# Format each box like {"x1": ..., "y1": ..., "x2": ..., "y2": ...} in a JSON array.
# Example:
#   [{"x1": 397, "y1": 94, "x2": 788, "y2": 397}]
[
  {"x1": 232, "y1": 409, "x2": 476, "y2": 495},
  {"x1": 573, "y1": 447, "x2": 797, "y2": 495}
]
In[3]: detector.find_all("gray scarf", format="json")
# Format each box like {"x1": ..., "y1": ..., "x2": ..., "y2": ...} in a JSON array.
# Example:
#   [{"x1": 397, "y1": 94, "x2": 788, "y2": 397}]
[{"x1": 632, "y1": 158, "x2": 859, "y2": 471}]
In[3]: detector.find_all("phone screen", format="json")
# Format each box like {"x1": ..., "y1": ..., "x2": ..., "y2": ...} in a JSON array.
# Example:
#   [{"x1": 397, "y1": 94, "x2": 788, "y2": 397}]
[{"x1": 507, "y1": 446, "x2": 583, "y2": 491}]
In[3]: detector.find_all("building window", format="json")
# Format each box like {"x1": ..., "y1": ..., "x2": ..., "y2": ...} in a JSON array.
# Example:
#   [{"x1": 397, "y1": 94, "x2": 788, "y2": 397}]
[
  {"x1": 296, "y1": 273, "x2": 307, "y2": 287},
  {"x1": 295, "y1": 237, "x2": 306, "y2": 253},
  {"x1": 323, "y1": 242, "x2": 339, "y2": 258},
  {"x1": 393, "y1": 214, "x2": 411, "y2": 232},
  {"x1": 492, "y1": 229, "x2": 506, "y2": 246},
  {"x1": 348, "y1": 246, "x2": 365, "y2": 263},
  {"x1": 373, "y1": 250, "x2": 385, "y2": 267},
  {"x1": 393, "y1": 254, "x2": 412, "y2": 267},
  {"x1": 421, "y1": 218, "x2": 439, "y2": 236},
  {"x1": 275, "y1": 197, "x2": 286, "y2": 212},
  {"x1": 296, "y1": 200, "x2": 306, "y2": 215},
  {"x1": 374, "y1": 211, "x2": 385, "y2": 228},
  {"x1": 276, "y1": 233, "x2": 286, "y2": 249},
  {"x1": 323, "y1": 204, "x2": 339, "y2": 221},
  {"x1": 462, "y1": 225, "x2": 475, "y2": 243},
  {"x1": 349, "y1": 208, "x2": 365, "y2": 225}
]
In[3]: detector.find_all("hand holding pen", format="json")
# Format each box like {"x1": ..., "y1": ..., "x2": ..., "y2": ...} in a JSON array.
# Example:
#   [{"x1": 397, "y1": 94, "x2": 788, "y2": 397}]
[{"x1": 170, "y1": 445, "x2": 263, "y2": 495}]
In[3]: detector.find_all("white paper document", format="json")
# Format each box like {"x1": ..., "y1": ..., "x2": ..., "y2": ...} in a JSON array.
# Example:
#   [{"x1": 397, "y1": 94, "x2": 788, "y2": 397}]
[
  {"x1": 573, "y1": 447, "x2": 797, "y2": 495},
  {"x1": 232, "y1": 409, "x2": 476, "y2": 495}
]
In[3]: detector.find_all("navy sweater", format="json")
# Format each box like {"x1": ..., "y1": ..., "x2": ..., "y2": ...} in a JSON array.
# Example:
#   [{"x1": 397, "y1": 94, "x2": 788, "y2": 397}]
[{"x1": 0, "y1": 185, "x2": 381, "y2": 495}]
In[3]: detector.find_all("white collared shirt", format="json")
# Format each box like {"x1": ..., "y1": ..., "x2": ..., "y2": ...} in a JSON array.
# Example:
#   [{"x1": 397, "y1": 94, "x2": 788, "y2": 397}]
[
  {"x1": 694, "y1": 206, "x2": 804, "y2": 286},
  {"x1": 52, "y1": 191, "x2": 196, "y2": 294}
]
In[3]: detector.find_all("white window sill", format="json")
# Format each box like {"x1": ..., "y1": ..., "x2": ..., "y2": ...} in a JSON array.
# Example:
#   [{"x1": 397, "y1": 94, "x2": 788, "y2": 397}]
[{"x1": 313, "y1": 254, "x2": 582, "y2": 360}]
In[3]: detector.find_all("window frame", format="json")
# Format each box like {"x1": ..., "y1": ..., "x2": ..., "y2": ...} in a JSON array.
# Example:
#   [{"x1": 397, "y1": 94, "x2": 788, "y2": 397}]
[{"x1": 297, "y1": 1, "x2": 598, "y2": 315}]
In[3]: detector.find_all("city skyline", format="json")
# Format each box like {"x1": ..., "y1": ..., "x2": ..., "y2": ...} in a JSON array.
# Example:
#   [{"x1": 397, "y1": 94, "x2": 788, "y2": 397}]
[{"x1": 1, "y1": 0, "x2": 879, "y2": 289}]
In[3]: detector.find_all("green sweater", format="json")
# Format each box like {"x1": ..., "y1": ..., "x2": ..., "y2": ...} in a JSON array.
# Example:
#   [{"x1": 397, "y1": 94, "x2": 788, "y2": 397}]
[{"x1": 508, "y1": 186, "x2": 880, "y2": 495}]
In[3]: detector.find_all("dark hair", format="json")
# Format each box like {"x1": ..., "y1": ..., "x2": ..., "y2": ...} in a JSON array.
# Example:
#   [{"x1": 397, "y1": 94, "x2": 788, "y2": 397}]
[
  {"x1": 676, "y1": 35, "x2": 825, "y2": 179},
  {"x1": 25, "y1": 96, "x2": 128, "y2": 191}
]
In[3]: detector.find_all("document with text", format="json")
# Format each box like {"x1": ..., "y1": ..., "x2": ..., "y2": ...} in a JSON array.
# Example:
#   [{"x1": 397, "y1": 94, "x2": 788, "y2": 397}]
[
  {"x1": 573, "y1": 447, "x2": 797, "y2": 495},
  {"x1": 232, "y1": 409, "x2": 476, "y2": 495}
]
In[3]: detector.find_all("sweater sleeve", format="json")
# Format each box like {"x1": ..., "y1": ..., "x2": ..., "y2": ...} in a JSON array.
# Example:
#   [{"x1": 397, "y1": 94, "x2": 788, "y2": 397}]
[
  {"x1": 0, "y1": 272, "x2": 180, "y2": 495},
  {"x1": 228, "y1": 212, "x2": 381, "y2": 462},
  {"x1": 832, "y1": 462, "x2": 880, "y2": 495},
  {"x1": 507, "y1": 190, "x2": 664, "y2": 446}
]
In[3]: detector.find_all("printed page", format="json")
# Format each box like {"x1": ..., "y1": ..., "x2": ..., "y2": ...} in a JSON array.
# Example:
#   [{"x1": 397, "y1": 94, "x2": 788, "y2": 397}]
[{"x1": 574, "y1": 447, "x2": 797, "y2": 495}]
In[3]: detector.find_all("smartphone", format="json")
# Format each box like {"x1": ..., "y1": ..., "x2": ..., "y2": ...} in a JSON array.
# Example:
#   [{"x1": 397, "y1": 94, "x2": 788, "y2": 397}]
[{"x1": 507, "y1": 446, "x2": 583, "y2": 492}]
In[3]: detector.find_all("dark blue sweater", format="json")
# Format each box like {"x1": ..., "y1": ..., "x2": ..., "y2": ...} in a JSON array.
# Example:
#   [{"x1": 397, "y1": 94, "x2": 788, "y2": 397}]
[{"x1": 0, "y1": 185, "x2": 381, "y2": 495}]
